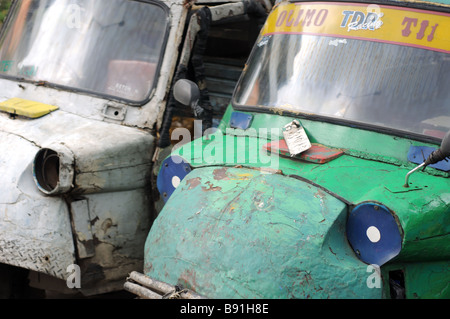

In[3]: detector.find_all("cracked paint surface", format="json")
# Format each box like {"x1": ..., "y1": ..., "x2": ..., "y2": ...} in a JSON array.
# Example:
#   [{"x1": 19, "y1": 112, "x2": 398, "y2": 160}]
[
  {"x1": 145, "y1": 105, "x2": 449, "y2": 298},
  {"x1": 145, "y1": 166, "x2": 381, "y2": 299},
  {"x1": 0, "y1": 109, "x2": 154, "y2": 283}
]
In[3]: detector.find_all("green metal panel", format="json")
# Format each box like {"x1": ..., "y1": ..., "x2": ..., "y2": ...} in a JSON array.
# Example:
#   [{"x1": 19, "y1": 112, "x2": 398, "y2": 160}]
[
  {"x1": 148, "y1": 104, "x2": 449, "y2": 298},
  {"x1": 145, "y1": 0, "x2": 450, "y2": 299},
  {"x1": 145, "y1": 167, "x2": 382, "y2": 298},
  {"x1": 180, "y1": 107, "x2": 449, "y2": 251}
]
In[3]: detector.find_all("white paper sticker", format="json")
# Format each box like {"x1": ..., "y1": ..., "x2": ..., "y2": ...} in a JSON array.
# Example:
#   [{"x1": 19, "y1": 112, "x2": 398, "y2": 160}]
[{"x1": 282, "y1": 120, "x2": 311, "y2": 156}]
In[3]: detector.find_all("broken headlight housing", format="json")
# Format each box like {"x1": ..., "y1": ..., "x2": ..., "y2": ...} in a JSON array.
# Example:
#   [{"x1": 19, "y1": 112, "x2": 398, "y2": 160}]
[{"x1": 33, "y1": 144, "x2": 74, "y2": 195}]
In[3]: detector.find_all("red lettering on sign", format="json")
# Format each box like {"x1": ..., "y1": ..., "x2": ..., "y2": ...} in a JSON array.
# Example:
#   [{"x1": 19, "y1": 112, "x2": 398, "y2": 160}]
[
  {"x1": 276, "y1": 10, "x2": 287, "y2": 27},
  {"x1": 416, "y1": 20, "x2": 429, "y2": 39},
  {"x1": 402, "y1": 17, "x2": 417, "y2": 36},
  {"x1": 427, "y1": 23, "x2": 438, "y2": 41},
  {"x1": 294, "y1": 9, "x2": 304, "y2": 26},
  {"x1": 285, "y1": 10, "x2": 295, "y2": 27},
  {"x1": 275, "y1": 8, "x2": 329, "y2": 28},
  {"x1": 303, "y1": 9, "x2": 316, "y2": 26},
  {"x1": 315, "y1": 9, "x2": 328, "y2": 26},
  {"x1": 402, "y1": 16, "x2": 438, "y2": 42}
]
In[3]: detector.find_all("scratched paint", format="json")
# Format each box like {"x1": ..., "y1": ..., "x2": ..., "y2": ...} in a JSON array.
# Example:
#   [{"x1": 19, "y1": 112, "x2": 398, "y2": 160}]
[
  {"x1": 145, "y1": 166, "x2": 380, "y2": 298},
  {"x1": 146, "y1": 103, "x2": 450, "y2": 298},
  {"x1": 141, "y1": 0, "x2": 450, "y2": 299}
]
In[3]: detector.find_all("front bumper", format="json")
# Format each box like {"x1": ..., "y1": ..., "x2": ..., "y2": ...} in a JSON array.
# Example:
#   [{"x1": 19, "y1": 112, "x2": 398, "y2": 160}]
[{"x1": 144, "y1": 166, "x2": 383, "y2": 298}]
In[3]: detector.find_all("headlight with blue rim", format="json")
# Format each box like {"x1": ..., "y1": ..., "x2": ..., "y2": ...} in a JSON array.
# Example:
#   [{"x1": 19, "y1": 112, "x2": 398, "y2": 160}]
[
  {"x1": 157, "y1": 155, "x2": 192, "y2": 202},
  {"x1": 346, "y1": 202, "x2": 403, "y2": 266}
]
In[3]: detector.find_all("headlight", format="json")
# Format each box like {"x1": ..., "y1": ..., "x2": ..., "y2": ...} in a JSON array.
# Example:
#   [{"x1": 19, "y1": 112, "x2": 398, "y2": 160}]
[
  {"x1": 157, "y1": 155, "x2": 192, "y2": 202},
  {"x1": 346, "y1": 202, "x2": 403, "y2": 266},
  {"x1": 33, "y1": 144, "x2": 74, "y2": 195}
]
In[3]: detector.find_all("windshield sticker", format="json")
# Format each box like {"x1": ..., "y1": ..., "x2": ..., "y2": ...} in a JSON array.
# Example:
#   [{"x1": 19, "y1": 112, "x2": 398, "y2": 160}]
[
  {"x1": 18, "y1": 65, "x2": 38, "y2": 77},
  {"x1": 262, "y1": 2, "x2": 450, "y2": 53},
  {"x1": 329, "y1": 38, "x2": 347, "y2": 46},
  {"x1": 1, "y1": 60, "x2": 14, "y2": 72},
  {"x1": 341, "y1": 9, "x2": 384, "y2": 31},
  {"x1": 257, "y1": 35, "x2": 272, "y2": 47},
  {"x1": 1, "y1": 60, "x2": 38, "y2": 77}
]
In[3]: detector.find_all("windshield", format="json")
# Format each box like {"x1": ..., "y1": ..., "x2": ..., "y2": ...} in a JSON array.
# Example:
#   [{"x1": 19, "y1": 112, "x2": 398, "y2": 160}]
[
  {"x1": 233, "y1": 2, "x2": 450, "y2": 139},
  {"x1": 0, "y1": 0, "x2": 168, "y2": 103}
]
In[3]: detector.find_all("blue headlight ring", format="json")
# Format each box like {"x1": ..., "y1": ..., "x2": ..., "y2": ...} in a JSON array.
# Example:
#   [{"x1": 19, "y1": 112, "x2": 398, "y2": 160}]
[
  {"x1": 157, "y1": 155, "x2": 192, "y2": 202},
  {"x1": 346, "y1": 202, "x2": 403, "y2": 266}
]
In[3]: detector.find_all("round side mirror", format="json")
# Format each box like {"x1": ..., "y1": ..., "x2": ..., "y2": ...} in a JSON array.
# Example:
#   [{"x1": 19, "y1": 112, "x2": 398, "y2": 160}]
[{"x1": 173, "y1": 79, "x2": 200, "y2": 107}]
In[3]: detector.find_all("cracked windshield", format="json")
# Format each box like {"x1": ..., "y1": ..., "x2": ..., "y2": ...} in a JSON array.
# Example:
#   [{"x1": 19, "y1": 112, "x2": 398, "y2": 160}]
[
  {"x1": 0, "y1": 0, "x2": 168, "y2": 102},
  {"x1": 234, "y1": 2, "x2": 450, "y2": 139}
]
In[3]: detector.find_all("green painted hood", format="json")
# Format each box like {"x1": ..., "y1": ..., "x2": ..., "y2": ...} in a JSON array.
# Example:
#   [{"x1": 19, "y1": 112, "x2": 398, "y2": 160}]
[
  {"x1": 145, "y1": 166, "x2": 382, "y2": 298},
  {"x1": 171, "y1": 107, "x2": 450, "y2": 262},
  {"x1": 146, "y1": 106, "x2": 449, "y2": 298}
]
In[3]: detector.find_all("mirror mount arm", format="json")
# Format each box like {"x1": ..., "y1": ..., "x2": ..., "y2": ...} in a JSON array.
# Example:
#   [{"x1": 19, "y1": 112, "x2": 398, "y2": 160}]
[{"x1": 190, "y1": 98, "x2": 205, "y2": 119}]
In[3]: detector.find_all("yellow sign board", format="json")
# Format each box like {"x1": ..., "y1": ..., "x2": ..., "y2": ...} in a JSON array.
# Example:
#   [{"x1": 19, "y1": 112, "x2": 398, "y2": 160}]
[
  {"x1": 0, "y1": 98, "x2": 59, "y2": 118},
  {"x1": 261, "y1": 2, "x2": 450, "y2": 53}
]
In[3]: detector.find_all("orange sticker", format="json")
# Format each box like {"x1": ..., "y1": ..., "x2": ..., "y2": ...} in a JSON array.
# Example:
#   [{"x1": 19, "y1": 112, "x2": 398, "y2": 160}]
[{"x1": 261, "y1": 2, "x2": 450, "y2": 53}]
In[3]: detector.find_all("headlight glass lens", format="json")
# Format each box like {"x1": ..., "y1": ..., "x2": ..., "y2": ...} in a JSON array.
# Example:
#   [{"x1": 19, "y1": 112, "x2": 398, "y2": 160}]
[{"x1": 346, "y1": 202, "x2": 403, "y2": 266}]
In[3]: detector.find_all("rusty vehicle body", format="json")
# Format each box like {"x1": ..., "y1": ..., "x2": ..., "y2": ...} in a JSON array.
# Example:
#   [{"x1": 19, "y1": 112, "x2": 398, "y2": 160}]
[
  {"x1": 126, "y1": 0, "x2": 450, "y2": 299},
  {"x1": 0, "y1": 0, "x2": 266, "y2": 297}
]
